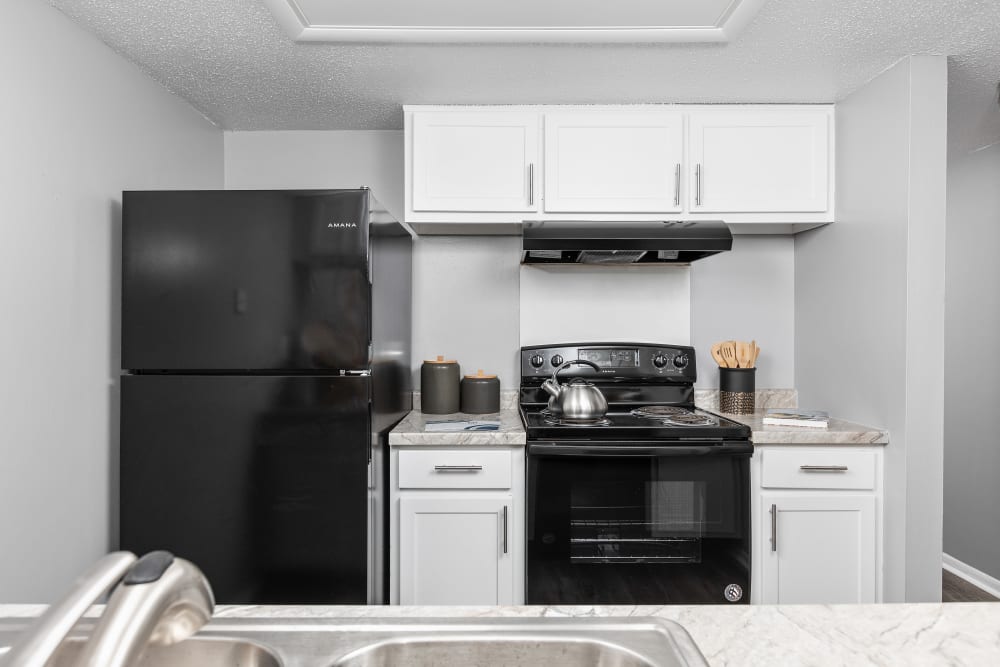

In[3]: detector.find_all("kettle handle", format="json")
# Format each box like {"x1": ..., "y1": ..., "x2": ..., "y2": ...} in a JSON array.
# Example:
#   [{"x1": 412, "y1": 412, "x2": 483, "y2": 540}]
[{"x1": 551, "y1": 359, "x2": 602, "y2": 383}]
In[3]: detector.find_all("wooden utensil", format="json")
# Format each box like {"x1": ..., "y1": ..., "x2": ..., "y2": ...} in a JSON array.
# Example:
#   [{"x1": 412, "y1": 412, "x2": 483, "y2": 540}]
[
  {"x1": 710, "y1": 342, "x2": 727, "y2": 368},
  {"x1": 738, "y1": 341, "x2": 750, "y2": 368},
  {"x1": 721, "y1": 341, "x2": 737, "y2": 369},
  {"x1": 751, "y1": 342, "x2": 760, "y2": 368}
]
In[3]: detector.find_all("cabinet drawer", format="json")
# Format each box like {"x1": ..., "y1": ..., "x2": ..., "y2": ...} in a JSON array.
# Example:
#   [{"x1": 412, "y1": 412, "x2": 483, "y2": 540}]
[
  {"x1": 398, "y1": 449, "x2": 513, "y2": 489},
  {"x1": 762, "y1": 449, "x2": 876, "y2": 490}
]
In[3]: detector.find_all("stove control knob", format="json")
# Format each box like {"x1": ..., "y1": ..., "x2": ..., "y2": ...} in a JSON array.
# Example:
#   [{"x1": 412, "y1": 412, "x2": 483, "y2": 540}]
[
  {"x1": 653, "y1": 354, "x2": 669, "y2": 368},
  {"x1": 673, "y1": 354, "x2": 689, "y2": 369},
  {"x1": 529, "y1": 354, "x2": 545, "y2": 368},
  {"x1": 550, "y1": 354, "x2": 564, "y2": 367}
]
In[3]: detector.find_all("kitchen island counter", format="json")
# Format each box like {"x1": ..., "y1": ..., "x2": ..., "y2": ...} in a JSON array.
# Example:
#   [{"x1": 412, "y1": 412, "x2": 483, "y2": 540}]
[{"x1": 1, "y1": 602, "x2": 995, "y2": 665}]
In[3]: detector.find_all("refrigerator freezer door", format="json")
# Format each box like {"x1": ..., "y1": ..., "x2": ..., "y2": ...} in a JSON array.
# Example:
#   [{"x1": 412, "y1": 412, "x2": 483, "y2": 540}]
[
  {"x1": 120, "y1": 375, "x2": 373, "y2": 604},
  {"x1": 122, "y1": 190, "x2": 371, "y2": 371}
]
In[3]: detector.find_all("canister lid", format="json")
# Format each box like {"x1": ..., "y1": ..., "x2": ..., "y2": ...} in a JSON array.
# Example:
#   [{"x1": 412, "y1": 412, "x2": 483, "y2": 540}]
[
  {"x1": 464, "y1": 369, "x2": 497, "y2": 379},
  {"x1": 424, "y1": 355, "x2": 457, "y2": 364}
]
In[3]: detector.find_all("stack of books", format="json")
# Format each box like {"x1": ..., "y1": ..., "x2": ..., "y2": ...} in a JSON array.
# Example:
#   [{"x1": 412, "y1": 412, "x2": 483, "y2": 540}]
[{"x1": 761, "y1": 409, "x2": 829, "y2": 428}]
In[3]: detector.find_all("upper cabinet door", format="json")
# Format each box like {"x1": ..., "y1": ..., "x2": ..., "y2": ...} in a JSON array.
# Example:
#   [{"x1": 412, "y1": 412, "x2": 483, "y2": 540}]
[
  {"x1": 544, "y1": 112, "x2": 684, "y2": 213},
  {"x1": 688, "y1": 110, "x2": 831, "y2": 213},
  {"x1": 411, "y1": 111, "x2": 539, "y2": 212}
]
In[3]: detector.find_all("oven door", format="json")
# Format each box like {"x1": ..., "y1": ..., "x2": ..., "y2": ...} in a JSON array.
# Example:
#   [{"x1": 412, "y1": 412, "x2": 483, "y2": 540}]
[{"x1": 526, "y1": 441, "x2": 752, "y2": 605}]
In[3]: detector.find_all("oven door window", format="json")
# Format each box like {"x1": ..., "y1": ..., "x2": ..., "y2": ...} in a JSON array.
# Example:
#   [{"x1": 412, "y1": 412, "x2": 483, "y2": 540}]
[
  {"x1": 570, "y1": 477, "x2": 706, "y2": 564},
  {"x1": 527, "y1": 451, "x2": 750, "y2": 605}
]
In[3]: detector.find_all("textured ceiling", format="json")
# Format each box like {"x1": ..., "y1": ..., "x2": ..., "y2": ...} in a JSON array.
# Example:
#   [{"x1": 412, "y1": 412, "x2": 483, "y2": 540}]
[{"x1": 47, "y1": 0, "x2": 1000, "y2": 153}]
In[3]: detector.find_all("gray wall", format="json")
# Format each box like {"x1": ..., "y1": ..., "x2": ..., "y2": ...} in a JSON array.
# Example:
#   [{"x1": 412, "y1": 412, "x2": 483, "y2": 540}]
[
  {"x1": 225, "y1": 130, "x2": 797, "y2": 390},
  {"x1": 412, "y1": 237, "x2": 521, "y2": 388},
  {"x1": 691, "y1": 235, "x2": 795, "y2": 389},
  {"x1": 795, "y1": 56, "x2": 947, "y2": 602},
  {"x1": 0, "y1": 0, "x2": 224, "y2": 601},
  {"x1": 944, "y1": 141, "x2": 1000, "y2": 580}
]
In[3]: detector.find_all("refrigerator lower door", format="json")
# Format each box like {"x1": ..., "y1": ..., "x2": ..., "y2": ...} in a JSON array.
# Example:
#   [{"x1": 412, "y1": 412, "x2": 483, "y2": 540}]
[{"x1": 120, "y1": 375, "x2": 374, "y2": 604}]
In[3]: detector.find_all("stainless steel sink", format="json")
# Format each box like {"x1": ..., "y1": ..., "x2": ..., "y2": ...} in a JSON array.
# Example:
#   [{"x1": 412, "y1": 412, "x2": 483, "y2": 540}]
[
  {"x1": 41, "y1": 636, "x2": 281, "y2": 667},
  {"x1": 331, "y1": 635, "x2": 672, "y2": 667},
  {"x1": 0, "y1": 616, "x2": 707, "y2": 667}
]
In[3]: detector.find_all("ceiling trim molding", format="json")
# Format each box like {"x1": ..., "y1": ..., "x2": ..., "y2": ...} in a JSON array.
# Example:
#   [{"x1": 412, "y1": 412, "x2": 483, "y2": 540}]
[{"x1": 262, "y1": 0, "x2": 766, "y2": 44}]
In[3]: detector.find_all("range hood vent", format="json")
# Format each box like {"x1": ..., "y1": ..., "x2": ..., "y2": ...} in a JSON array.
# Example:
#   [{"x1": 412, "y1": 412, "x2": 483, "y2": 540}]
[{"x1": 521, "y1": 221, "x2": 733, "y2": 265}]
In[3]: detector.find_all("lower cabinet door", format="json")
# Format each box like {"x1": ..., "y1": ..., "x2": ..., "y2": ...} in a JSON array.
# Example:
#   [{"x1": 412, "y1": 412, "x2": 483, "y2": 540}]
[
  {"x1": 761, "y1": 494, "x2": 877, "y2": 604},
  {"x1": 399, "y1": 494, "x2": 514, "y2": 605}
]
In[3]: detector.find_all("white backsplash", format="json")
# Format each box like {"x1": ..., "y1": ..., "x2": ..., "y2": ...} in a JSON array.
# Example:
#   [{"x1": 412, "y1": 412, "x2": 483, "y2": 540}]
[{"x1": 519, "y1": 264, "x2": 691, "y2": 346}]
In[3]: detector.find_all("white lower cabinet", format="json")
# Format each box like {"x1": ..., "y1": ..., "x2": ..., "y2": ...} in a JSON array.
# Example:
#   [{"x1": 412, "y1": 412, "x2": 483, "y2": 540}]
[
  {"x1": 390, "y1": 445, "x2": 524, "y2": 605},
  {"x1": 759, "y1": 494, "x2": 877, "y2": 604},
  {"x1": 398, "y1": 495, "x2": 514, "y2": 605},
  {"x1": 754, "y1": 446, "x2": 883, "y2": 605}
]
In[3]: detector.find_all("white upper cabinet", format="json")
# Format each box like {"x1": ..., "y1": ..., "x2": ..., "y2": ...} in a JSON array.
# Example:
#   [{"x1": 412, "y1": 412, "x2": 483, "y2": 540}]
[
  {"x1": 404, "y1": 105, "x2": 835, "y2": 233},
  {"x1": 410, "y1": 111, "x2": 539, "y2": 212},
  {"x1": 688, "y1": 109, "x2": 831, "y2": 213},
  {"x1": 543, "y1": 112, "x2": 684, "y2": 213}
]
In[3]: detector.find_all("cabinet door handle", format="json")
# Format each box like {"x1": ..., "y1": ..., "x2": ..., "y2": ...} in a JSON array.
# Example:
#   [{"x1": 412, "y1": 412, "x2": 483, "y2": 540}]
[
  {"x1": 674, "y1": 163, "x2": 681, "y2": 206},
  {"x1": 695, "y1": 163, "x2": 702, "y2": 206},
  {"x1": 528, "y1": 163, "x2": 534, "y2": 206},
  {"x1": 502, "y1": 505, "x2": 508, "y2": 554},
  {"x1": 770, "y1": 503, "x2": 777, "y2": 553},
  {"x1": 800, "y1": 465, "x2": 849, "y2": 472},
  {"x1": 433, "y1": 465, "x2": 483, "y2": 472}
]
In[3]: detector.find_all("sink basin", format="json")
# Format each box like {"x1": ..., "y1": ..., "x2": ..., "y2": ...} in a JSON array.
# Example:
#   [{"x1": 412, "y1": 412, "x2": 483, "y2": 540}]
[
  {"x1": 42, "y1": 637, "x2": 281, "y2": 667},
  {"x1": 0, "y1": 615, "x2": 707, "y2": 667},
  {"x1": 332, "y1": 636, "x2": 661, "y2": 667}
]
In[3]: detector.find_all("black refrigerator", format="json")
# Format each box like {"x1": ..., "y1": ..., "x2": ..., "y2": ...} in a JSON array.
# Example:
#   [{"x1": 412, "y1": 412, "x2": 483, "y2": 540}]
[{"x1": 119, "y1": 189, "x2": 412, "y2": 604}]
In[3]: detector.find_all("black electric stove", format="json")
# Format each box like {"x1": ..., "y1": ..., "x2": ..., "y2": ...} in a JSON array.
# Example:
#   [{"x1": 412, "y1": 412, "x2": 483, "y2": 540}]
[
  {"x1": 519, "y1": 342, "x2": 751, "y2": 443},
  {"x1": 521, "y1": 342, "x2": 753, "y2": 606},
  {"x1": 521, "y1": 406, "x2": 751, "y2": 441}
]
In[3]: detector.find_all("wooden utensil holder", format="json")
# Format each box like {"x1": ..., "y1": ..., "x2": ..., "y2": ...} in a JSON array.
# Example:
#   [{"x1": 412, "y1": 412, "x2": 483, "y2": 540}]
[{"x1": 720, "y1": 368, "x2": 755, "y2": 414}]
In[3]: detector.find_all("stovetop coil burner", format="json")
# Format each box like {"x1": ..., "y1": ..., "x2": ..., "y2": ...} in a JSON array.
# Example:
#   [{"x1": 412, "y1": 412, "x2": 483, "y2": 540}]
[
  {"x1": 658, "y1": 413, "x2": 718, "y2": 427},
  {"x1": 630, "y1": 406, "x2": 718, "y2": 427},
  {"x1": 629, "y1": 406, "x2": 689, "y2": 418},
  {"x1": 541, "y1": 409, "x2": 612, "y2": 427}
]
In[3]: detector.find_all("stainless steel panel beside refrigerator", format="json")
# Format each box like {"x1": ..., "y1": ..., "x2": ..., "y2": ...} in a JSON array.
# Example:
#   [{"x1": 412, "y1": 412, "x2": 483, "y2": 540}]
[{"x1": 119, "y1": 189, "x2": 413, "y2": 604}]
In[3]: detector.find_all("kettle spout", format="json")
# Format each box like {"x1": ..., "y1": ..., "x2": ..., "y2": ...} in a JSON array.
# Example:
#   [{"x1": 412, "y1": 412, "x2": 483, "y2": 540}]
[{"x1": 541, "y1": 378, "x2": 561, "y2": 398}]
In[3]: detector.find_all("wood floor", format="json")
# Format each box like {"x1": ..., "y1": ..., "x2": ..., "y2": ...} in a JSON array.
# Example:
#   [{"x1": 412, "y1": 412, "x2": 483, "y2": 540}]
[{"x1": 942, "y1": 569, "x2": 999, "y2": 602}]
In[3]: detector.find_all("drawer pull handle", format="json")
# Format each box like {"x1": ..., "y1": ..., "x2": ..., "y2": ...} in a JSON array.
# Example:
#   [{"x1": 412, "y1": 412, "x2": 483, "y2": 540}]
[
  {"x1": 800, "y1": 465, "x2": 849, "y2": 472},
  {"x1": 433, "y1": 465, "x2": 484, "y2": 472}
]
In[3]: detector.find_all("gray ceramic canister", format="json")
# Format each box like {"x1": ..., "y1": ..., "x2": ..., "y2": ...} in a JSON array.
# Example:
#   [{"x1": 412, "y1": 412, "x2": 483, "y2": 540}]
[
  {"x1": 461, "y1": 370, "x2": 501, "y2": 414},
  {"x1": 421, "y1": 356, "x2": 460, "y2": 414}
]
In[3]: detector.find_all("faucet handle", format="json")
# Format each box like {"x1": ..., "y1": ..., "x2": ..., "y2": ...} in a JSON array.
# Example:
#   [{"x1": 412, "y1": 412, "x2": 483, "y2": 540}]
[
  {"x1": 122, "y1": 550, "x2": 175, "y2": 585},
  {"x1": 0, "y1": 552, "x2": 137, "y2": 667},
  {"x1": 74, "y1": 552, "x2": 214, "y2": 667}
]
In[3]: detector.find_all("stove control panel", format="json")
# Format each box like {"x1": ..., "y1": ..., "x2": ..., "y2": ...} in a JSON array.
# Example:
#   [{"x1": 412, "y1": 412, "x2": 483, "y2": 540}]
[{"x1": 521, "y1": 343, "x2": 697, "y2": 381}]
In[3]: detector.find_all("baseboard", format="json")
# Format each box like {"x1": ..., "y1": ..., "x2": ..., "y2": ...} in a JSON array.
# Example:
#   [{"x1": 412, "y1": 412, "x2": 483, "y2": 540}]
[{"x1": 942, "y1": 553, "x2": 1000, "y2": 599}]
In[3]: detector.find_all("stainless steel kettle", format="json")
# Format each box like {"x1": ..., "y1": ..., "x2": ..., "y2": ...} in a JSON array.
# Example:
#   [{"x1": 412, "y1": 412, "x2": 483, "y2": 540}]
[{"x1": 541, "y1": 359, "x2": 608, "y2": 421}]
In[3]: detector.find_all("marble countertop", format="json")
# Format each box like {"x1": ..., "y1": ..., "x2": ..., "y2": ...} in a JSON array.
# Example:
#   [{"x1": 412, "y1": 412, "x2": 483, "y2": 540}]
[
  {"x1": 389, "y1": 406, "x2": 887, "y2": 447},
  {"x1": 718, "y1": 410, "x2": 889, "y2": 445},
  {"x1": 388, "y1": 408, "x2": 526, "y2": 446},
  {"x1": 2, "y1": 602, "x2": 996, "y2": 665}
]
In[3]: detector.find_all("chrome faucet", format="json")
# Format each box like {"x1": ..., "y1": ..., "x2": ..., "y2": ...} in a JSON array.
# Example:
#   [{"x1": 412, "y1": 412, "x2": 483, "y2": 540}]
[{"x1": 1, "y1": 551, "x2": 214, "y2": 667}]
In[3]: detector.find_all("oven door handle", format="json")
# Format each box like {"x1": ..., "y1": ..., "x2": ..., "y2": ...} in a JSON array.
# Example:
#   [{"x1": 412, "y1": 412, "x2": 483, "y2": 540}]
[{"x1": 527, "y1": 442, "x2": 754, "y2": 457}]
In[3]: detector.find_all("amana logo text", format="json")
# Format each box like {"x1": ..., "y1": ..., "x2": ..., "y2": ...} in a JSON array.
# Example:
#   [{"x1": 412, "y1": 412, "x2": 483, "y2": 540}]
[{"x1": 328, "y1": 222, "x2": 358, "y2": 229}]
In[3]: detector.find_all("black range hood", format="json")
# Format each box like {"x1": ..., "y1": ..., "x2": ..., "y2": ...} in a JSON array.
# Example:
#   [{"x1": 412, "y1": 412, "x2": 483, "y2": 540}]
[{"x1": 521, "y1": 220, "x2": 733, "y2": 265}]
